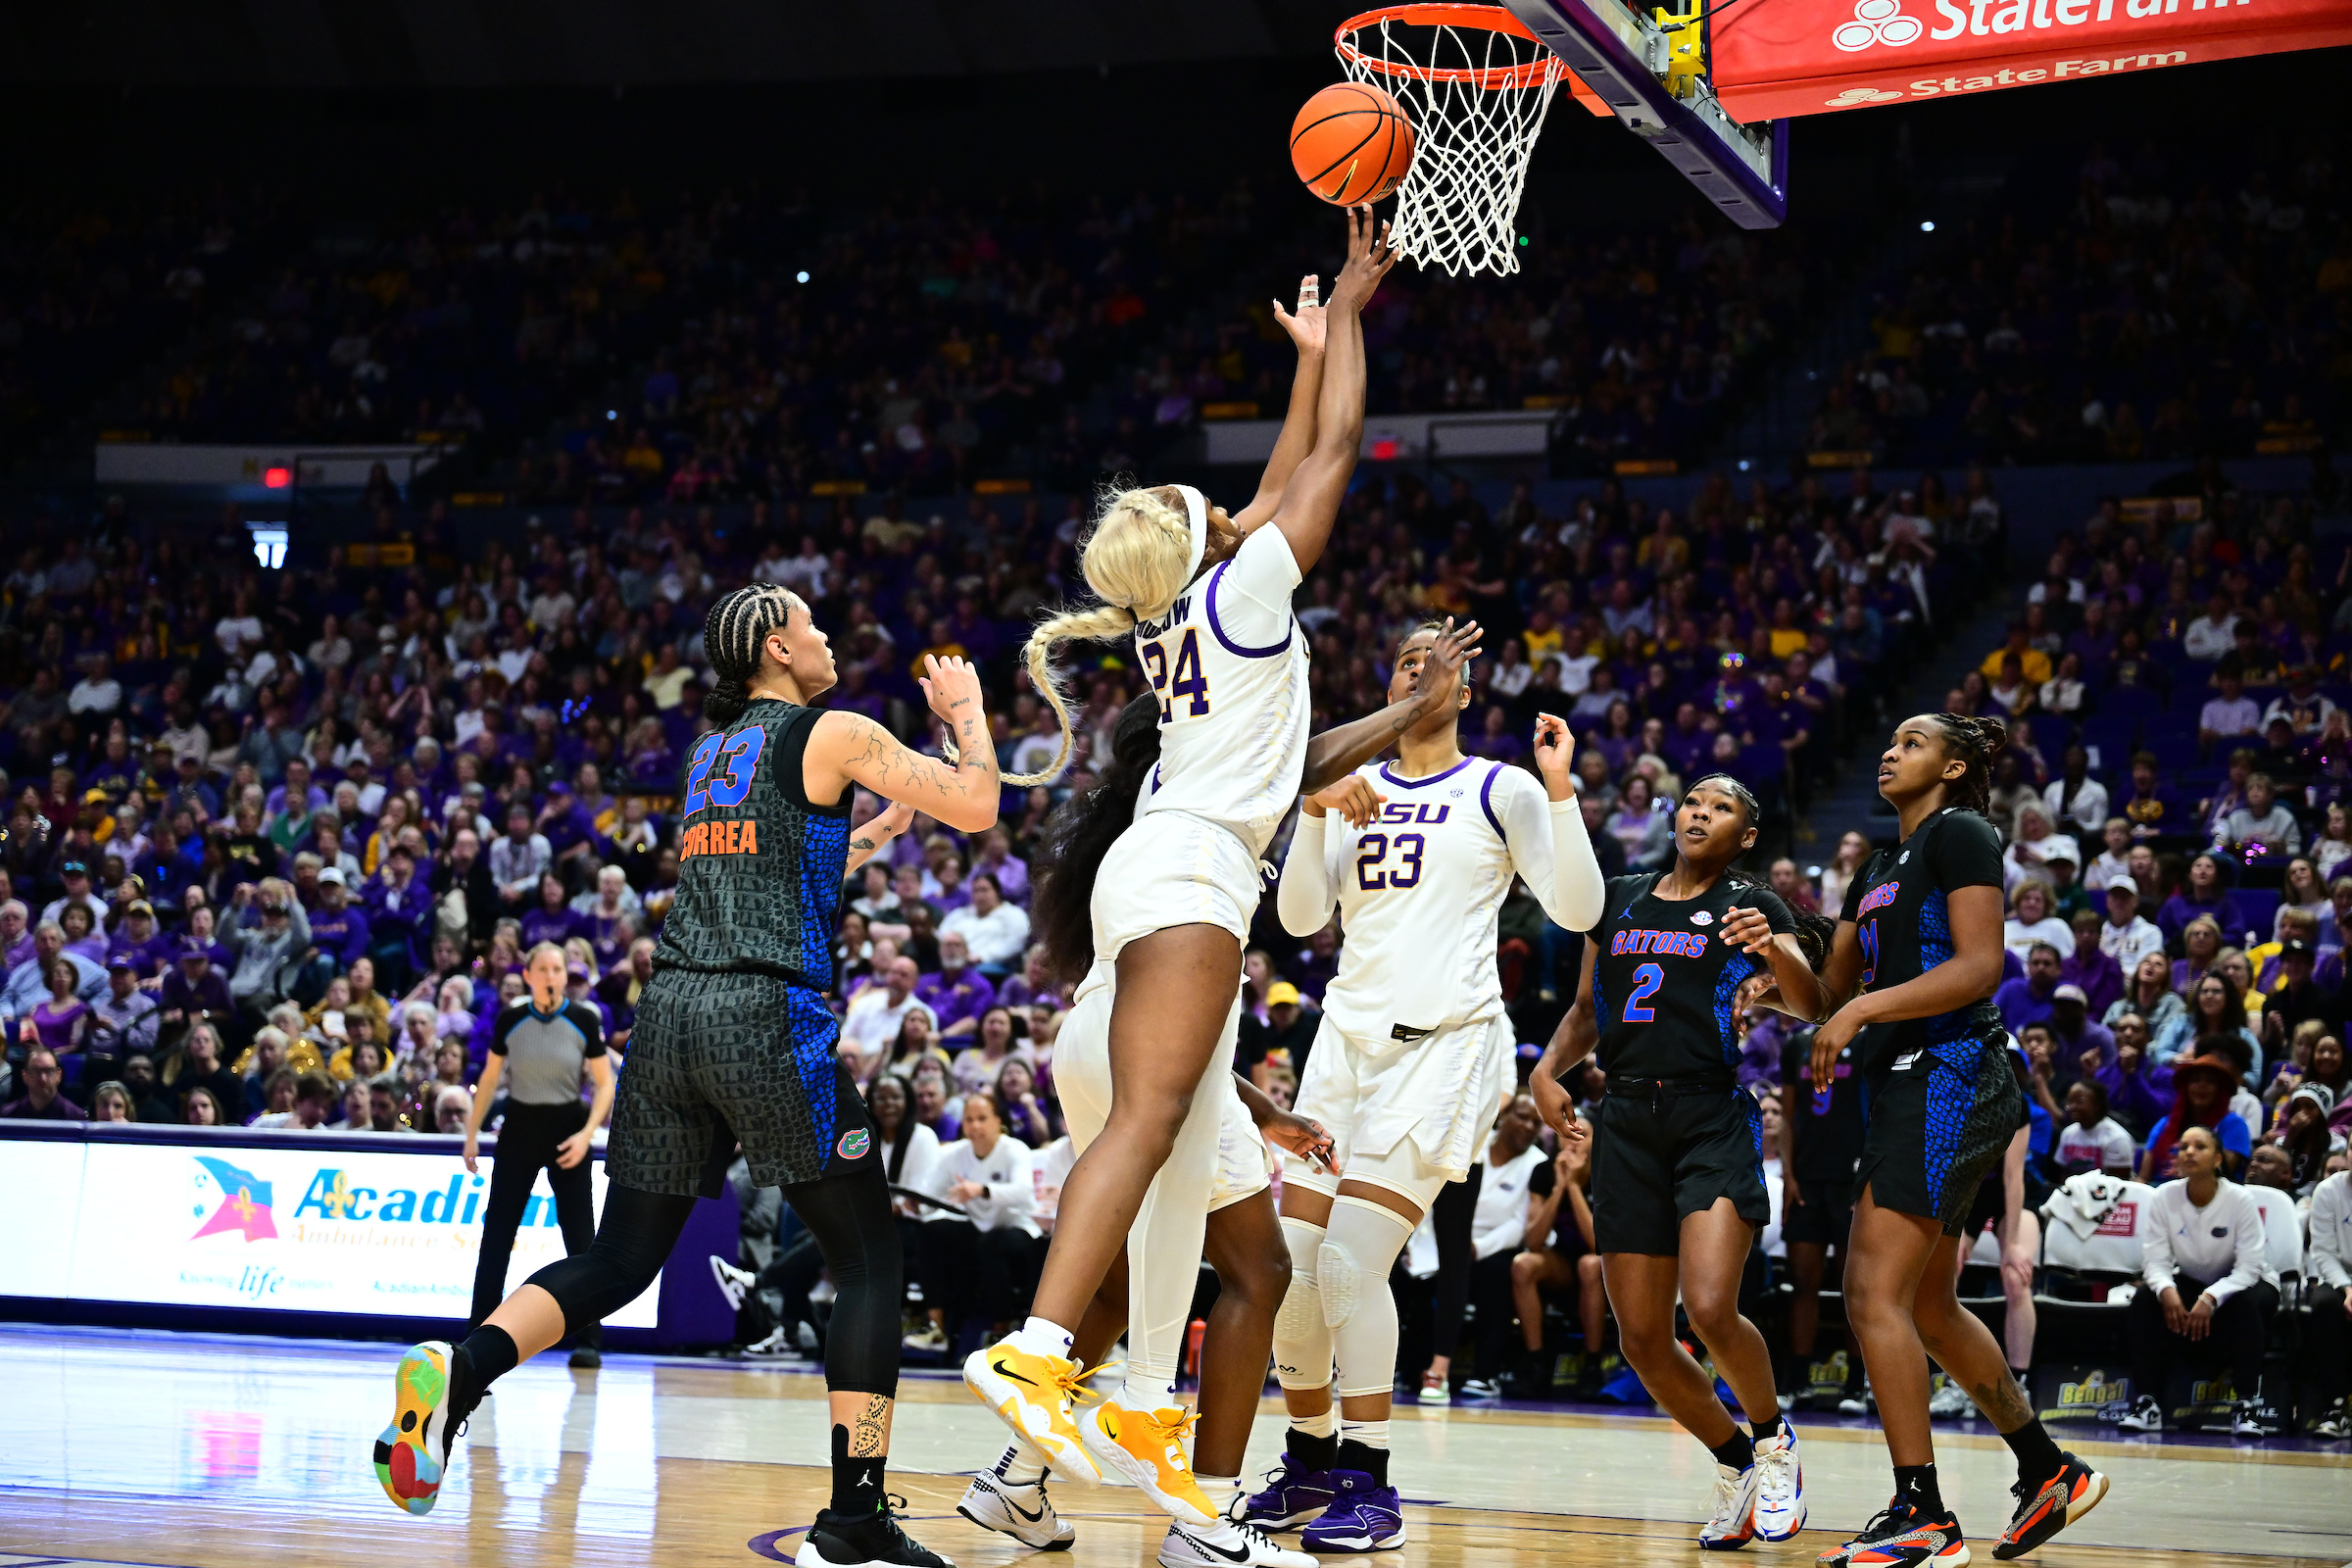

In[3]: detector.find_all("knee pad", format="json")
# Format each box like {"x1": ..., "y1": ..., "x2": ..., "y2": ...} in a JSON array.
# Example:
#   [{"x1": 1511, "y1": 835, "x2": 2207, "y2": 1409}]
[
  {"x1": 1273, "y1": 1217, "x2": 1332, "y2": 1390},
  {"x1": 1316, "y1": 1239, "x2": 1360, "y2": 1332}
]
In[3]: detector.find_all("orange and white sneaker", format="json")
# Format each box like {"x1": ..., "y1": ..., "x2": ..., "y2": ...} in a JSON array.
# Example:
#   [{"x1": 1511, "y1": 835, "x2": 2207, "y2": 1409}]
[
  {"x1": 963, "y1": 1338, "x2": 1102, "y2": 1485},
  {"x1": 1083, "y1": 1393, "x2": 1218, "y2": 1527},
  {"x1": 1820, "y1": 1501, "x2": 1970, "y2": 1568},
  {"x1": 1992, "y1": 1453, "x2": 2108, "y2": 1560}
]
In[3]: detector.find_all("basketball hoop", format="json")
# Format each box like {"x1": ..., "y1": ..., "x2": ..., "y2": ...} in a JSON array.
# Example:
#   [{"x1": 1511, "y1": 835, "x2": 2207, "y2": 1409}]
[{"x1": 1335, "y1": 4, "x2": 1568, "y2": 278}]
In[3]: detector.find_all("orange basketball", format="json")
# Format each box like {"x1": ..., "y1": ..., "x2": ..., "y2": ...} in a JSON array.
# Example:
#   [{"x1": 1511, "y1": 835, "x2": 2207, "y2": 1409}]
[{"x1": 1290, "y1": 82, "x2": 1415, "y2": 206}]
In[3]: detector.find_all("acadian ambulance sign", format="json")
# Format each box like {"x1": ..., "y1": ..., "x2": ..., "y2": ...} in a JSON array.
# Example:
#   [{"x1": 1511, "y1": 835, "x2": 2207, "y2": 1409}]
[{"x1": 0, "y1": 1138, "x2": 658, "y2": 1325}]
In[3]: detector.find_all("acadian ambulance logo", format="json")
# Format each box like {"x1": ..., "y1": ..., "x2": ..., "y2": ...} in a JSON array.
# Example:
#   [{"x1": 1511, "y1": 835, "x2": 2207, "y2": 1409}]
[
  {"x1": 839, "y1": 1128, "x2": 873, "y2": 1159},
  {"x1": 1833, "y1": 0, "x2": 1924, "y2": 50}
]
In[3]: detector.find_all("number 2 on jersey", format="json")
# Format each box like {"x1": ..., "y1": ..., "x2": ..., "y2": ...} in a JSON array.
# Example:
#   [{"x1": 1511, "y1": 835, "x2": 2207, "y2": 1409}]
[
  {"x1": 1142, "y1": 630, "x2": 1210, "y2": 723},
  {"x1": 1621, "y1": 962, "x2": 1663, "y2": 1022}
]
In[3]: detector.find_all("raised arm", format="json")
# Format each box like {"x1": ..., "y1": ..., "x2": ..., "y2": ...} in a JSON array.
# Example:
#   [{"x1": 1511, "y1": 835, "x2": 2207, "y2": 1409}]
[
  {"x1": 1298, "y1": 617, "x2": 1482, "y2": 793},
  {"x1": 1260, "y1": 205, "x2": 1396, "y2": 576},
  {"x1": 1231, "y1": 275, "x2": 1328, "y2": 533},
  {"x1": 1508, "y1": 715, "x2": 1607, "y2": 933},
  {"x1": 807, "y1": 657, "x2": 1001, "y2": 834}
]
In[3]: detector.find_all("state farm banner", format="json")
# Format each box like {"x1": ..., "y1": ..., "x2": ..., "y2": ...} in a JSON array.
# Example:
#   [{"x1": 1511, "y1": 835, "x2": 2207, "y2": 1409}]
[{"x1": 1711, "y1": 0, "x2": 2352, "y2": 118}]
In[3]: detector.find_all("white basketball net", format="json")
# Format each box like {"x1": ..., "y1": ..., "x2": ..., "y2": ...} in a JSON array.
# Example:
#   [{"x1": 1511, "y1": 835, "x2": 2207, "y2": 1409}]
[{"x1": 1336, "y1": 7, "x2": 1567, "y2": 278}]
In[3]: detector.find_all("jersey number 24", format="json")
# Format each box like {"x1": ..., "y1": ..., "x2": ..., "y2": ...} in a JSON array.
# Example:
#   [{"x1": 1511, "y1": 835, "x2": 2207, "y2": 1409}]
[{"x1": 1142, "y1": 631, "x2": 1209, "y2": 723}]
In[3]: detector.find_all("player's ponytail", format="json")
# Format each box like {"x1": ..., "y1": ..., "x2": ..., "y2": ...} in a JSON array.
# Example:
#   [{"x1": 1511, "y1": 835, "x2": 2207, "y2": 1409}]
[
  {"x1": 1029, "y1": 693, "x2": 1163, "y2": 980},
  {"x1": 702, "y1": 583, "x2": 800, "y2": 726},
  {"x1": 999, "y1": 484, "x2": 1200, "y2": 789},
  {"x1": 1926, "y1": 712, "x2": 2007, "y2": 817}
]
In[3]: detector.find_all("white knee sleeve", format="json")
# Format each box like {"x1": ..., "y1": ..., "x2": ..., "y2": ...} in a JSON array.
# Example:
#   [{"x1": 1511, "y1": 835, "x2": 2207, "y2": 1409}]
[
  {"x1": 1323, "y1": 1197, "x2": 1416, "y2": 1400},
  {"x1": 1273, "y1": 1216, "x2": 1332, "y2": 1392}
]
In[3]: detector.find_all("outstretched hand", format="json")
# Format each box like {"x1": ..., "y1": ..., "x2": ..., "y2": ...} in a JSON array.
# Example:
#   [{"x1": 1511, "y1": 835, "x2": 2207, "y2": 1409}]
[
  {"x1": 1531, "y1": 713, "x2": 1575, "y2": 795},
  {"x1": 1415, "y1": 616, "x2": 1482, "y2": 710},
  {"x1": 1329, "y1": 204, "x2": 1398, "y2": 310},
  {"x1": 1271, "y1": 274, "x2": 1327, "y2": 356}
]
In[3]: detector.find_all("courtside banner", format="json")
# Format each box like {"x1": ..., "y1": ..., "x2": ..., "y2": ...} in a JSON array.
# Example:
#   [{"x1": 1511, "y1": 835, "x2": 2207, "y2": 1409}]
[
  {"x1": 1711, "y1": 0, "x2": 2352, "y2": 118},
  {"x1": 0, "y1": 1138, "x2": 659, "y2": 1326}
]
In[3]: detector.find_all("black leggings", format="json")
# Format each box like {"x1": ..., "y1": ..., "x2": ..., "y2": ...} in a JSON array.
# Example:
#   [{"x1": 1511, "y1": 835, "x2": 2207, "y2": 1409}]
[
  {"x1": 524, "y1": 1160, "x2": 904, "y2": 1396},
  {"x1": 470, "y1": 1102, "x2": 599, "y2": 1343},
  {"x1": 2126, "y1": 1276, "x2": 2278, "y2": 1406},
  {"x1": 1469, "y1": 1250, "x2": 1521, "y2": 1377},
  {"x1": 1425, "y1": 1167, "x2": 1480, "y2": 1365}
]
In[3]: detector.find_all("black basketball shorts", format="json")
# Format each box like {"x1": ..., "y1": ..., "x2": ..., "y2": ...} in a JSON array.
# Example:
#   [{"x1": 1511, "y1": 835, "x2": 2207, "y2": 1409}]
[
  {"x1": 1590, "y1": 1089, "x2": 1771, "y2": 1255},
  {"x1": 1854, "y1": 1034, "x2": 2023, "y2": 1238},
  {"x1": 606, "y1": 967, "x2": 880, "y2": 1197}
]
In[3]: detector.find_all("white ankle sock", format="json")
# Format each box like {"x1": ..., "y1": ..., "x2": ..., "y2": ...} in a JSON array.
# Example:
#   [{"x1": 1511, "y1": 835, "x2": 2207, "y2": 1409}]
[
  {"x1": 995, "y1": 1441, "x2": 1046, "y2": 1486},
  {"x1": 1118, "y1": 1371, "x2": 1175, "y2": 1408},
  {"x1": 1198, "y1": 1472, "x2": 1241, "y2": 1519},
  {"x1": 1293, "y1": 1406, "x2": 1339, "y2": 1441},
  {"x1": 1340, "y1": 1418, "x2": 1391, "y2": 1451},
  {"x1": 1011, "y1": 1317, "x2": 1073, "y2": 1358}
]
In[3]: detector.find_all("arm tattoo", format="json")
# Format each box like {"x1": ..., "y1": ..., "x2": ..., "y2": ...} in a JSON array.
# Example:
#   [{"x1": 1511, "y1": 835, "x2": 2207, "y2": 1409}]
[
  {"x1": 849, "y1": 836, "x2": 875, "y2": 854},
  {"x1": 848, "y1": 1394, "x2": 890, "y2": 1456}
]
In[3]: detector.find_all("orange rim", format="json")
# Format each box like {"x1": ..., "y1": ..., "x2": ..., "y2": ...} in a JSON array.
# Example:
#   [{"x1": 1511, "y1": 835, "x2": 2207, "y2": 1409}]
[{"x1": 1335, "y1": 4, "x2": 1563, "y2": 89}]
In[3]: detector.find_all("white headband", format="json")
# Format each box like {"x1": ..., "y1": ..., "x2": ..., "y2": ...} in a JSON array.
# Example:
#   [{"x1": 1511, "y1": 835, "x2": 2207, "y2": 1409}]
[{"x1": 1173, "y1": 484, "x2": 1210, "y2": 581}]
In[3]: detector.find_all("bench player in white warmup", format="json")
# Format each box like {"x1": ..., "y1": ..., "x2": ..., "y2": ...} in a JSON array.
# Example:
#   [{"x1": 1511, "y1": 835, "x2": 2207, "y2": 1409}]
[
  {"x1": 962, "y1": 205, "x2": 1396, "y2": 1515},
  {"x1": 1246, "y1": 632, "x2": 1606, "y2": 1552}
]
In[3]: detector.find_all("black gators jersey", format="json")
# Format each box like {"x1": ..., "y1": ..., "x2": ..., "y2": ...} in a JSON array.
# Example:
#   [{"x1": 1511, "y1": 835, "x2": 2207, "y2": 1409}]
[
  {"x1": 654, "y1": 697, "x2": 850, "y2": 990},
  {"x1": 1592, "y1": 872, "x2": 1794, "y2": 1079},
  {"x1": 1838, "y1": 807, "x2": 2006, "y2": 1078}
]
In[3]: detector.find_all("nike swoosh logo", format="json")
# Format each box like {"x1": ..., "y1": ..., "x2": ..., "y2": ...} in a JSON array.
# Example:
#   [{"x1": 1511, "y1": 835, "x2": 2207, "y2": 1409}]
[
  {"x1": 1004, "y1": 1495, "x2": 1045, "y2": 1523},
  {"x1": 1174, "y1": 1529, "x2": 1254, "y2": 1564}
]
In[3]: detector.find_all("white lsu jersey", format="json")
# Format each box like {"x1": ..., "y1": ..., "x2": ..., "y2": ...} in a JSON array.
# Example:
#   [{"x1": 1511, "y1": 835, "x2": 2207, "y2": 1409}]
[
  {"x1": 1131, "y1": 522, "x2": 1311, "y2": 858},
  {"x1": 1277, "y1": 757, "x2": 1604, "y2": 1041}
]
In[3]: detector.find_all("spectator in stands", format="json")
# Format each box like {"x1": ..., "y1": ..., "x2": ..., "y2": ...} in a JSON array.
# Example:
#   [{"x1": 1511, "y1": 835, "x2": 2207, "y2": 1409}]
[
  {"x1": 941, "y1": 872, "x2": 1029, "y2": 977},
  {"x1": 1995, "y1": 943, "x2": 2062, "y2": 1034},
  {"x1": 1449, "y1": 1094, "x2": 1547, "y2": 1398},
  {"x1": 4, "y1": 921, "x2": 105, "y2": 1021},
  {"x1": 223, "y1": 878, "x2": 311, "y2": 1038},
  {"x1": 159, "y1": 935, "x2": 234, "y2": 1049},
  {"x1": 2120, "y1": 1124, "x2": 2280, "y2": 1436},
  {"x1": 950, "y1": 1005, "x2": 1032, "y2": 1099},
  {"x1": 2139, "y1": 1052, "x2": 2254, "y2": 1180},
  {"x1": 23, "y1": 956, "x2": 92, "y2": 1054},
  {"x1": 88, "y1": 1082, "x2": 132, "y2": 1122},
  {"x1": 2119, "y1": 753, "x2": 2187, "y2": 840},
  {"x1": 2217, "y1": 773, "x2": 2302, "y2": 859},
  {"x1": 2054, "y1": 1079, "x2": 2135, "y2": 1177},
  {"x1": 2042, "y1": 745, "x2": 2107, "y2": 836},
  {"x1": 2004, "y1": 878, "x2": 2074, "y2": 958},
  {"x1": 2161, "y1": 857, "x2": 2249, "y2": 951},
  {"x1": 917, "y1": 932, "x2": 995, "y2": 1039},
  {"x1": 840, "y1": 956, "x2": 930, "y2": 1079},
  {"x1": 2307, "y1": 1167, "x2": 2351, "y2": 1436},
  {"x1": 1816, "y1": 831, "x2": 1872, "y2": 918},
  {"x1": 2, "y1": 1046, "x2": 82, "y2": 1119},
  {"x1": 2199, "y1": 671, "x2": 2264, "y2": 753},
  {"x1": 2098, "y1": 882, "x2": 2164, "y2": 974},
  {"x1": 2046, "y1": 984, "x2": 2115, "y2": 1077},
  {"x1": 2060, "y1": 910, "x2": 2124, "y2": 1019},
  {"x1": 2084, "y1": 818, "x2": 2132, "y2": 896},
  {"x1": 914, "y1": 1091, "x2": 1040, "y2": 1345},
  {"x1": 88, "y1": 955, "x2": 160, "y2": 1062}
]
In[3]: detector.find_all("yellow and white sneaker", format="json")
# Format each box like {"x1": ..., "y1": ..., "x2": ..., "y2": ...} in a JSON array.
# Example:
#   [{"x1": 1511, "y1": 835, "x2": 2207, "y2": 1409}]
[
  {"x1": 1082, "y1": 1393, "x2": 1217, "y2": 1527},
  {"x1": 963, "y1": 1339, "x2": 1102, "y2": 1485}
]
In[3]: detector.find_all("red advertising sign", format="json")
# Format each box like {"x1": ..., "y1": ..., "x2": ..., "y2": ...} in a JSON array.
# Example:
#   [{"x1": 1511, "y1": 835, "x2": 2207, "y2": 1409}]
[{"x1": 1711, "y1": 0, "x2": 2352, "y2": 119}]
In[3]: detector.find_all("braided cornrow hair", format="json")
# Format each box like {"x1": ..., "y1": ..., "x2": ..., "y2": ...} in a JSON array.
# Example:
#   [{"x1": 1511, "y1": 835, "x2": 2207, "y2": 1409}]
[
  {"x1": 1924, "y1": 712, "x2": 2008, "y2": 816},
  {"x1": 703, "y1": 583, "x2": 802, "y2": 726}
]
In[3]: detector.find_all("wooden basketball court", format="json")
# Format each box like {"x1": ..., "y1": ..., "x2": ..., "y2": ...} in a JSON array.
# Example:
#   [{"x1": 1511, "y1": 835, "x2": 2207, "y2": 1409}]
[{"x1": 2, "y1": 1327, "x2": 2345, "y2": 1568}]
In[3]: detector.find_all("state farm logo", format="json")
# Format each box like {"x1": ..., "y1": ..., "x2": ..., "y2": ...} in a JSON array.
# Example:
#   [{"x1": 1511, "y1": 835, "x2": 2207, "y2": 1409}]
[
  {"x1": 1827, "y1": 86, "x2": 1906, "y2": 106},
  {"x1": 1832, "y1": 0, "x2": 1923, "y2": 50}
]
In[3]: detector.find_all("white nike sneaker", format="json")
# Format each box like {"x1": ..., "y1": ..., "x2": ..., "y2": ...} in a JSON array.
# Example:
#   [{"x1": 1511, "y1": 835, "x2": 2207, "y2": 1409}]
[
  {"x1": 1697, "y1": 1459, "x2": 1759, "y2": 1550},
  {"x1": 1928, "y1": 1378, "x2": 1977, "y2": 1419},
  {"x1": 1751, "y1": 1427, "x2": 1805, "y2": 1542},
  {"x1": 1157, "y1": 1516, "x2": 1316, "y2": 1568},
  {"x1": 710, "y1": 1255, "x2": 755, "y2": 1311},
  {"x1": 956, "y1": 1470, "x2": 1075, "y2": 1551}
]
